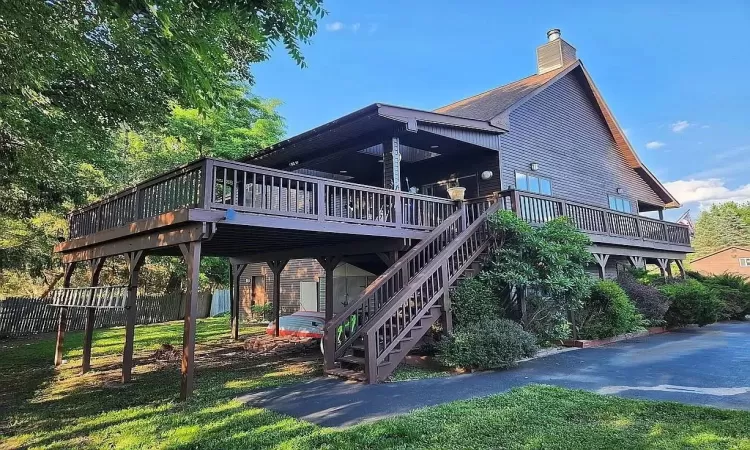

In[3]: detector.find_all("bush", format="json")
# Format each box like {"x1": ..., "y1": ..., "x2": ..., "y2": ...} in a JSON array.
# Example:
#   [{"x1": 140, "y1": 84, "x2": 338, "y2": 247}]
[
  {"x1": 660, "y1": 279, "x2": 724, "y2": 327},
  {"x1": 700, "y1": 273, "x2": 750, "y2": 320},
  {"x1": 577, "y1": 280, "x2": 643, "y2": 340},
  {"x1": 437, "y1": 318, "x2": 538, "y2": 370},
  {"x1": 617, "y1": 272, "x2": 670, "y2": 326},
  {"x1": 523, "y1": 292, "x2": 572, "y2": 343},
  {"x1": 451, "y1": 278, "x2": 500, "y2": 326},
  {"x1": 251, "y1": 304, "x2": 272, "y2": 321}
]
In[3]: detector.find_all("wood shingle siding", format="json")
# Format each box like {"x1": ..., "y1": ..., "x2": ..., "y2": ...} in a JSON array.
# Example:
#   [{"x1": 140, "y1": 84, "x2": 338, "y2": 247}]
[{"x1": 499, "y1": 72, "x2": 666, "y2": 209}]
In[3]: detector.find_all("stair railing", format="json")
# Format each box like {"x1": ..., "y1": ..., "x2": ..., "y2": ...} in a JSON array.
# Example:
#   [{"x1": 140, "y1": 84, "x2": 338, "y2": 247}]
[
  {"x1": 323, "y1": 206, "x2": 464, "y2": 366},
  {"x1": 361, "y1": 201, "x2": 502, "y2": 381}
]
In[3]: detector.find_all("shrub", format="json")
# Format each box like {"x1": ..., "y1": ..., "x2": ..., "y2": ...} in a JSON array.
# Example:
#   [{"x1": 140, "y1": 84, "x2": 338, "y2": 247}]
[
  {"x1": 701, "y1": 273, "x2": 750, "y2": 320},
  {"x1": 660, "y1": 279, "x2": 724, "y2": 327},
  {"x1": 523, "y1": 292, "x2": 572, "y2": 343},
  {"x1": 250, "y1": 303, "x2": 272, "y2": 321},
  {"x1": 451, "y1": 278, "x2": 500, "y2": 326},
  {"x1": 617, "y1": 272, "x2": 670, "y2": 326},
  {"x1": 577, "y1": 280, "x2": 643, "y2": 340},
  {"x1": 437, "y1": 318, "x2": 538, "y2": 370}
]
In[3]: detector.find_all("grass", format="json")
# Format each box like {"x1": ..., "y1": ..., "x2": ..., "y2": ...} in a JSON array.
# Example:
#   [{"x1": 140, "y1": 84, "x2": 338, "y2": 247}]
[{"x1": 2, "y1": 317, "x2": 750, "y2": 449}]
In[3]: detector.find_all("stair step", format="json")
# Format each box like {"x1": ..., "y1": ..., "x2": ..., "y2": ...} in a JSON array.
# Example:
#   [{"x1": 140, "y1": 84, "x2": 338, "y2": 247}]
[
  {"x1": 325, "y1": 368, "x2": 367, "y2": 382},
  {"x1": 338, "y1": 354, "x2": 365, "y2": 366}
]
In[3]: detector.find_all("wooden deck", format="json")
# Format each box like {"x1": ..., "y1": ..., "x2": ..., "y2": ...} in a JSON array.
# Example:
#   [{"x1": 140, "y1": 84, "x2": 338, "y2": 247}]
[{"x1": 56, "y1": 157, "x2": 691, "y2": 261}]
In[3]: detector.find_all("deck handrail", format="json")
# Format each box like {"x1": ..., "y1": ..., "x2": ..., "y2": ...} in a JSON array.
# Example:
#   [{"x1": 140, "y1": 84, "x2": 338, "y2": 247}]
[
  {"x1": 361, "y1": 201, "x2": 502, "y2": 380},
  {"x1": 323, "y1": 206, "x2": 466, "y2": 363},
  {"x1": 502, "y1": 189, "x2": 691, "y2": 246},
  {"x1": 67, "y1": 157, "x2": 458, "y2": 239}
]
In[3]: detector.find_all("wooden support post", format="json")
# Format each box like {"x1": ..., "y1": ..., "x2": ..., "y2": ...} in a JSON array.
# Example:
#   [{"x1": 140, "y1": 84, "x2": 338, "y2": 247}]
[
  {"x1": 82, "y1": 258, "x2": 105, "y2": 374},
  {"x1": 665, "y1": 259, "x2": 674, "y2": 279},
  {"x1": 178, "y1": 242, "x2": 201, "y2": 400},
  {"x1": 383, "y1": 137, "x2": 401, "y2": 191},
  {"x1": 440, "y1": 262, "x2": 453, "y2": 334},
  {"x1": 267, "y1": 260, "x2": 289, "y2": 337},
  {"x1": 675, "y1": 259, "x2": 686, "y2": 279},
  {"x1": 228, "y1": 260, "x2": 247, "y2": 340},
  {"x1": 656, "y1": 258, "x2": 669, "y2": 280},
  {"x1": 122, "y1": 251, "x2": 144, "y2": 383},
  {"x1": 592, "y1": 253, "x2": 610, "y2": 279},
  {"x1": 658, "y1": 209, "x2": 664, "y2": 221},
  {"x1": 628, "y1": 255, "x2": 644, "y2": 269},
  {"x1": 316, "y1": 256, "x2": 340, "y2": 370},
  {"x1": 54, "y1": 263, "x2": 77, "y2": 367}
]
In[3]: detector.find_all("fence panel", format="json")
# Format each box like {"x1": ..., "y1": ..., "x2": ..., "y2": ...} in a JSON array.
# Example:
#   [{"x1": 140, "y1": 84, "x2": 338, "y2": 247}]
[{"x1": 0, "y1": 292, "x2": 214, "y2": 338}]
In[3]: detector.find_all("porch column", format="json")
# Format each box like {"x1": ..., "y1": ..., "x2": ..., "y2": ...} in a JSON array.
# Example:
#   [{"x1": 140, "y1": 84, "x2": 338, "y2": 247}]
[
  {"x1": 229, "y1": 260, "x2": 248, "y2": 340},
  {"x1": 665, "y1": 259, "x2": 674, "y2": 279},
  {"x1": 82, "y1": 258, "x2": 105, "y2": 374},
  {"x1": 123, "y1": 251, "x2": 145, "y2": 383},
  {"x1": 316, "y1": 256, "x2": 341, "y2": 370},
  {"x1": 383, "y1": 137, "x2": 401, "y2": 191},
  {"x1": 658, "y1": 209, "x2": 665, "y2": 221},
  {"x1": 592, "y1": 253, "x2": 610, "y2": 279},
  {"x1": 267, "y1": 260, "x2": 289, "y2": 337},
  {"x1": 178, "y1": 242, "x2": 201, "y2": 400},
  {"x1": 54, "y1": 262, "x2": 77, "y2": 367}
]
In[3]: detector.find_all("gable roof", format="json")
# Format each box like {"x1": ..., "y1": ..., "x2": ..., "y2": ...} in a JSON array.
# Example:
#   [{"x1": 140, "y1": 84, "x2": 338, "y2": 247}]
[
  {"x1": 435, "y1": 61, "x2": 680, "y2": 208},
  {"x1": 691, "y1": 246, "x2": 750, "y2": 263},
  {"x1": 435, "y1": 67, "x2": 565, "y2": 121}
]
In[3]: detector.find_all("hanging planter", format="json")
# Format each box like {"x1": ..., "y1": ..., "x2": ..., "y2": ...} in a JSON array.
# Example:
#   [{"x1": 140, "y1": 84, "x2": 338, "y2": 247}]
[{"x1": 447, "y1": 186, "x2": 466, "y2": 201}]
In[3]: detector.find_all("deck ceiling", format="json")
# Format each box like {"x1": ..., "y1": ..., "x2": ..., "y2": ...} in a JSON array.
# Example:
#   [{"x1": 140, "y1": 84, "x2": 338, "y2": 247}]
[{"x1": 147, "y1": 223, "x2": 406, "y2": 259}]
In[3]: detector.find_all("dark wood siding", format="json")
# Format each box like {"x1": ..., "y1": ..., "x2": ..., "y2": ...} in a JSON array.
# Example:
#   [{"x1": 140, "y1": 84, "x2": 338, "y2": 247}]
[
  {"x1": 239, "y1": 260, "x2": 324, "y2": 319},
  {"x1": 499, "y1": 72, "x2": 665, "y2": 209}
]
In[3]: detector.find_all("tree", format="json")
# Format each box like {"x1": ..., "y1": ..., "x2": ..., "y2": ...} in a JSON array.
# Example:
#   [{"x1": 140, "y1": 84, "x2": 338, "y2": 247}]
[
  {"x1": 1, "y1": 0, "x2": 323, "y2": 218},
  {"x1": 692, "y1": 202, "x2": 750, "y2": 258},
  {"x1": 0, "y1": 83, "x2": 285, "y2": 295}
]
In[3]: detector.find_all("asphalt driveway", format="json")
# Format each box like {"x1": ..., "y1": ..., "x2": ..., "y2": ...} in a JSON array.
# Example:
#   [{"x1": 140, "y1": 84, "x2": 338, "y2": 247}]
[{"x1": 240, "y1": 321, "x2": 750, "y2": 428}]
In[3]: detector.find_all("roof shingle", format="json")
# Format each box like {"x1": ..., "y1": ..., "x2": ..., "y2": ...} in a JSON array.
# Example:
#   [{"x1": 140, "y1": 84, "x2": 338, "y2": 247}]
[{"x1": 434, "y1": 67, "x2": 565, "y2": 121}]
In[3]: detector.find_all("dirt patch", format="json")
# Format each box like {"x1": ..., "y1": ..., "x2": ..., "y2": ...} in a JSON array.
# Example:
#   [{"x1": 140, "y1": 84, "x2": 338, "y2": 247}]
[
  {"x1": 151, "y1": 343, "x2": 182, "y2": 362},
  {"x1": 244, "y1": 335, "x2": 320, "y2": 358}
]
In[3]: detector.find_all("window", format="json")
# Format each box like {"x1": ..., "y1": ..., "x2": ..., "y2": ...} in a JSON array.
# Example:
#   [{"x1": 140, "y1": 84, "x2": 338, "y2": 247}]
[
  {"x1": 740, "y1": 258, "x2": 750, "y2": 267},
  {"x1": 515, "y1": 172, "x2": 552, "y2": 195},
  {"x1": 608, "y1": 195, "x2": 632, "y2": 214}
]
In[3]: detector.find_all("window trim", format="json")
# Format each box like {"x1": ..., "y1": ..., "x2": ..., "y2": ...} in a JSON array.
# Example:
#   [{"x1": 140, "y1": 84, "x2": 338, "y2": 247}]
[
  {"x1": 608, "y1": 194, "x2": 633, "y2": 214},
  {"x1": 739, "y1": 258, "x2": 750, "y2": 268},
  {"x1": 514, "y1": 170, "x2": 552, "y2": 196}
]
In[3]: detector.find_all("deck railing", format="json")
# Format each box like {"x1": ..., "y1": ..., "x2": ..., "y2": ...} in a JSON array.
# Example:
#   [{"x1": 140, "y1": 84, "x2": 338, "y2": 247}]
[
  {"x1": 67, "y1": 158, "x2": 456, "y2": 239},
  {"x1": 502, "y1": 190, "x2": 691, "y2": 246}
]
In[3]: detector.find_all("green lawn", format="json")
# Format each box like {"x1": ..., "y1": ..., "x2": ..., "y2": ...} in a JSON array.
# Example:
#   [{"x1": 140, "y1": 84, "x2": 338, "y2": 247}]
[{"x1": 2, "y1": 317, "x2": 749, "y2": 449}]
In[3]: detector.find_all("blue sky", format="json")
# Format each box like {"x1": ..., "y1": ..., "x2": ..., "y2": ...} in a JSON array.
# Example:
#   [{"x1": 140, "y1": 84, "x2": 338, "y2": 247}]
[{"x1": 252, "y1": 0, "x2": 750, "y2": 220}]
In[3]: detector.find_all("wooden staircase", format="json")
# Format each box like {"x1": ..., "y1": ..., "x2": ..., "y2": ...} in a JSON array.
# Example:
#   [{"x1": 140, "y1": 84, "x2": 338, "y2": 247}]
[{"x1": 323, "y1": 199, "x2": 502, "y2": 383}]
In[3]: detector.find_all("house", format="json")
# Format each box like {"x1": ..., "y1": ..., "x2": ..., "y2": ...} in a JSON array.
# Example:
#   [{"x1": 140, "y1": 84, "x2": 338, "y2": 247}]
[
  {"x1": 238, "y1": 28, "x2": 690, "y2": 315},
  {"x1": 691, "y1": 247, "x2": 750, "y2": 278},
  {"x1": 53, "y1": 29, "x2": 692, "y2": 397}
]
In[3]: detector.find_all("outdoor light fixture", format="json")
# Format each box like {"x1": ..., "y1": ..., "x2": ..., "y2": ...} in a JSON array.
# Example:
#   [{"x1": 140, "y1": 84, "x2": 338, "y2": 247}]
[
  {"x1": 530, "y1": 162, "x2": 539, "y2": 171},
  {"x1": 480, "y1": 170, "x2": 493, "y2": 180},
  {"x1": 616, "y1": 187, "x2": 624, "y2": 194}
]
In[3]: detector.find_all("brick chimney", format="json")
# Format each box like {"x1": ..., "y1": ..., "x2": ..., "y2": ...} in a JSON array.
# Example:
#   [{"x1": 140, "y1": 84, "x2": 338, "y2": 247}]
[{"x1": 536, "y1": 29, "x2": 577, "y2": 74}]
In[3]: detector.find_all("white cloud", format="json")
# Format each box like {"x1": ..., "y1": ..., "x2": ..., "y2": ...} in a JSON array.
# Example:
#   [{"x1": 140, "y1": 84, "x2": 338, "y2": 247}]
[
  {"x1": 670, "y1": 120, "x2": 690, "y2": 133},
  {"x1": 701, "y1": 125, "x2": 710, "y2": 129},
  {"x1": 368, "y1": 23, "x2": 378, "y2": 34},
  {"x1": 646, "y1": 141, "x2": 665, "y2": 149},
  {"x1": 351, "y1": 23, "x2": 361, "y2": 32},
  {"x1": 663, "y1": 178, "x2": 750, "y2": 209},
  {"x1": 325, "y1": 21, "x2": 345, "y2": 31}
]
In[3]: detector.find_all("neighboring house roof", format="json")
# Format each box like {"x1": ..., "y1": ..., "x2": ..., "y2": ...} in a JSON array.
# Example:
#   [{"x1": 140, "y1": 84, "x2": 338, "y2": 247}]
[
  {"x1": 691, "y1": 246, "x2": 750, "y2": 263},
  {"x1": 436, "y1": 61, "x2": 680, "y2": 208}
]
